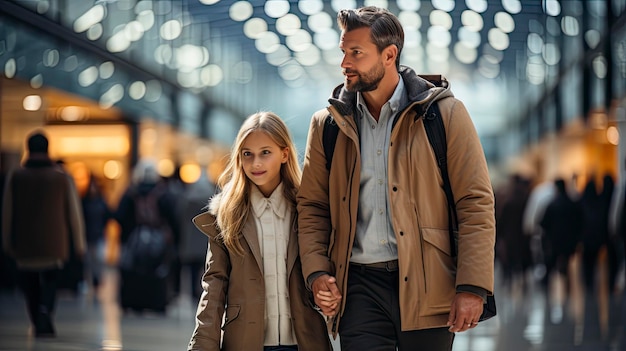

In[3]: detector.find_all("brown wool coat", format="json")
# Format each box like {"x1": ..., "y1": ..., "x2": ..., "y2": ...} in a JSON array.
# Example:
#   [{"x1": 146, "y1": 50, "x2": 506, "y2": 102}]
[
  {"x1": 2, "y1": 155, "x2": 85, "y2": 267},
  {"x1": 187, "y1": 212, "x2": 332, "y2": 351}
]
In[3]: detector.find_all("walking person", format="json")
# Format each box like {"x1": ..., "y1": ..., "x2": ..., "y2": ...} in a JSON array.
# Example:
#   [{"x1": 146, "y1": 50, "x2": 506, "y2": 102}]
[
  {"x1": 81, "y1": 175, "x2": 113, "y2": 295},
  {"x1": 2, "y1": 130, "x2": 86, "y2": 337},
  {"x1": 297, "y1": 7, "x2": 496, "y2": 350},
  {"x1": 114, "y1": 159, "x2": 177, "y2": 313},
  {"x1": 187, "y1": 112, "x2": 331, "y2": 351},
  {"x1": 539, "y1": 178, "x2": 584, "y2": 323},
  {"x1": 177, "y1": 166, "x2": 215, "y2": 302}
]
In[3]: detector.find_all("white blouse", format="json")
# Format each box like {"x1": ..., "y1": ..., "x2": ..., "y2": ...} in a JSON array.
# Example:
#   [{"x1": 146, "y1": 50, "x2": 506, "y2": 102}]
[{"x1": 250, "y1": 183, "x2": 296, "y2": 346}]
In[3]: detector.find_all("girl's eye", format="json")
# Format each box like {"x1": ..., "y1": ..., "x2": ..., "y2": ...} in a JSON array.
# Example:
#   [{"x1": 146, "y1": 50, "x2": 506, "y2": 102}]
[
  {"x1": 262, "y1": 150, "x2": 271, "y2": 155},
  {"x1": 242, "y1": 151, "x2": 251, "y2": 157}
]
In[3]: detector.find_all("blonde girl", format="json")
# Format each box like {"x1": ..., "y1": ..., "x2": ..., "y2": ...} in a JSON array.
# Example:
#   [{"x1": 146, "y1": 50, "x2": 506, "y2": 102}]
[{"x1": 187, "y1": 112, "x2": 331, "y2": 351}]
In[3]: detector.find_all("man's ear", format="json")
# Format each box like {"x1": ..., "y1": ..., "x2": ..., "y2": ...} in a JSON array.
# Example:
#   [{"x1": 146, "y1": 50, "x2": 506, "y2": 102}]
[{"x1": 383, "y1": 44, "x2": 398, "y2": 67}]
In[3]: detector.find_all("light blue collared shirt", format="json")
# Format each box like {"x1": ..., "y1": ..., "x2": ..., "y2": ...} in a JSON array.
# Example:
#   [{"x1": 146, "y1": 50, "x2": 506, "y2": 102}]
[{"x1": 351, "y1": 76, "x2": 408, "y2": 264}]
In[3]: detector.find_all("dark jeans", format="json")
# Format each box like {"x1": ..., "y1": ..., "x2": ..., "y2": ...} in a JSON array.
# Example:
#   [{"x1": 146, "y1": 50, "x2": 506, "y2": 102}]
[
  {"x1": 339, "y1": 264, "x2": 454, "y2": 351},
  {"x1": 18, "y1": 268, "x2": 61, "y2": 332}
]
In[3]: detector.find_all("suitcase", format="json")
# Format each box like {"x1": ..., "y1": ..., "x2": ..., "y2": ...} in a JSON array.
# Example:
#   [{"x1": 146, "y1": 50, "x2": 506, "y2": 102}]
[{"x1": 119, "y1": 268, "x2": 169, "y2": 314}]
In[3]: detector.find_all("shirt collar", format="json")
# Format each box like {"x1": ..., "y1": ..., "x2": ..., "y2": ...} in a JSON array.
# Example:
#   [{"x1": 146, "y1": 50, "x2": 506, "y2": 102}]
[
  {"x1": 251, "y1": 182, "x2": 288, "y2": 219},
  {"x1": 356, "y1": 74, "x2": 406, "y2": 116}
]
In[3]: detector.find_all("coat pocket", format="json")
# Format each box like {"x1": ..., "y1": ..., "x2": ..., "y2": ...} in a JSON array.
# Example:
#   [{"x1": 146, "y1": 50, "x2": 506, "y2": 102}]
[
  {"x1": 222, "y1": 304, "x2": 241, "y2": 330},
  {"x1": 420, "y1": 228, "x2": 456, "y2": 314}
]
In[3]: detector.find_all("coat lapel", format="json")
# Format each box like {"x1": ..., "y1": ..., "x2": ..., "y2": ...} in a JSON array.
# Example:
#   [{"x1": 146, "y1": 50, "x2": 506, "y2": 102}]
[
  {"x1": 286, "y1": 212, "x2": 298, "y2": 275},
  {"x1": 242, "y1": 214, "x2": 263, "y2": 274}
]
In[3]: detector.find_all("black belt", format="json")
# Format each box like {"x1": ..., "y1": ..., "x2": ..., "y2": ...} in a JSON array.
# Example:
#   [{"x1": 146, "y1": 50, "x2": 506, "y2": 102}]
[{"x1": 350, "y1": 260, "x2": 399, "y2": 272}]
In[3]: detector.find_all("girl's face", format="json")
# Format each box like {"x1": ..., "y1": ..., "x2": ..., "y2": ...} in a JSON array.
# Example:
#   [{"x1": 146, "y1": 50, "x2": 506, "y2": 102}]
[{"x1": 241, "y1": 130, "x2": 288, "y2": 197}]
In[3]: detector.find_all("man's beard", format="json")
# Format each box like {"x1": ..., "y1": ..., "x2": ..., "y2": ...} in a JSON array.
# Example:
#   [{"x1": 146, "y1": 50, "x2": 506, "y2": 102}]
[{"x1": 344, "y1": 61, "x2": 385, "y2": 92}]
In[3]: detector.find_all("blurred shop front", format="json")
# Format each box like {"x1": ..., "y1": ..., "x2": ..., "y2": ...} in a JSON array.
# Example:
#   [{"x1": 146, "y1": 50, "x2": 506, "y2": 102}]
[
  {"x1": 1, "y1": 74, "x2": 228, "y2": 265},
  {"x1": 0, "y1": 1, "x2": 240, "y2": 191}
]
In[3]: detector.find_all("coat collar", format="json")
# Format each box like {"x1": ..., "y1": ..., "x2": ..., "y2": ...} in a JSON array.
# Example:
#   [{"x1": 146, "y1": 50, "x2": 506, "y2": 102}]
[
  {"x1": 192, "y1": 203, "x2": 299, "y2": 276},
  {"x1": 328, "y1": 65, "x2": 454, "y2": 119}
]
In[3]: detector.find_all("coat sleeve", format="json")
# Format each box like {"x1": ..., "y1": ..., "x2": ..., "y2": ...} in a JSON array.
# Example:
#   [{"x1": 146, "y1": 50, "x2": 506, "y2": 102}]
[
  {"x1": 443, "y1": 98, "x2": 496, "y2": 294},
  {"x1": 66, "y1": 175, "x2": 86, "y2": 256},
  {"x1": 188, "y1": 213, "x2": 229, "y2": 351},
  {"x1": 296, "y1": 109, "x2": 335, "y2": 284}
]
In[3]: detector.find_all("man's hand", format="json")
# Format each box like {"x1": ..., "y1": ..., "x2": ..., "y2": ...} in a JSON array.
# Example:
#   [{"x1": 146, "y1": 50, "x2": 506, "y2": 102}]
[
  {"x1": 446, "y1": 292, "x2": 484, "y2": 332},
  {"x1": 311, "y1": 274, "x2": 342, "y2": 317}
]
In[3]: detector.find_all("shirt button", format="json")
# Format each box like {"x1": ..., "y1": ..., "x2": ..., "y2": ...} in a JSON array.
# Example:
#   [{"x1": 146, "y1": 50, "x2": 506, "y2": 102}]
[
  {"x1": 380, "y1": 239, "x2": 387, "y2": 244},
  {"x1": 378, "y1": 179, "x2": 383, "y2": 185},
  {"x1": 377, "y1": 149, "x2": 382, "y2": 155},
  {"x1": 379, "y1": 209, "x2": 384, "y2": 215},
  {"x1": 371, "y1": 125, "x2": 375, "y2": 129}
]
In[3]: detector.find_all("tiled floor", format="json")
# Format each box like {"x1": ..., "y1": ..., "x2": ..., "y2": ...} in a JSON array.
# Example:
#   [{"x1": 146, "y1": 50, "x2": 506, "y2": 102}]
[{"x1": 0, "y1": 255, "x2": 624, "y2": 351}]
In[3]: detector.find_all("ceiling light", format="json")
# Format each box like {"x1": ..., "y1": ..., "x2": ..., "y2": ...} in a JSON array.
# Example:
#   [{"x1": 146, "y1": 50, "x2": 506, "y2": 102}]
[
  {"x1": 255, "y1": 31, "x2": 281, "y2": 54},
  {"x1": 265, "y1": 0, "x2": 290, "y2": 18},
  {"x1": 397, "y1": 0, "x2": 421, "y2": 11},
  {"x1": 465, "y1": 0, "x2": 487, "y2": 13},
  {"x1": 23, "y1": 95, "x2": 42, "y2": 111},
  {"x1": 298, "y1": 0, "x2": 324, "y2": 15},
  {"x1": 229, "y1": 1, "x2": 253, "y2": 22},
  {"x1": 308, "y1": 12, "x2": 333, "y2": 32},
  {"x1": 74, "y1": 5, "x2": 105, "y2": 33},
  {"x1": 276, "y1": 14, "x2": 301, "y2": 36},
  {"x1": 461, "y1": 10, "x2": 483, "y2": 32},
  {"x1": 244, "y1": 18, "x2": 268, "y2": 39},
  {"x1": 160, "y1": 20, "x2": 182, "y2": 40}
]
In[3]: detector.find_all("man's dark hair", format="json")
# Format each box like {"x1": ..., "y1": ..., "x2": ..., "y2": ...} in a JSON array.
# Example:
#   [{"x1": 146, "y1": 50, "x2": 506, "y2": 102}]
[
  {"x1": 337, "y1": 6, "x2": 404, "y2": 70},
  {"x1": 27, "y1": 131, "x2": 49, "y2": 154}
]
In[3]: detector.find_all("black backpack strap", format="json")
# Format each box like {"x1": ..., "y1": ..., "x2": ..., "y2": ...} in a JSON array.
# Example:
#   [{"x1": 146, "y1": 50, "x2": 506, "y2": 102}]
[
  {"x1": 423, "y1": 102, "x2": 459, "y2": 258},
  {"x1": 322, "y1": 115, "x2": 339, "y2": 171}
]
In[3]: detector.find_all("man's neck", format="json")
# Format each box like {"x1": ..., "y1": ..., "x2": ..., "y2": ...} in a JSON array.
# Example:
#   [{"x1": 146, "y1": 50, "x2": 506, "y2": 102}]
[{"x1": 361, "y1": 71, "x2": 400, "y2": 121}]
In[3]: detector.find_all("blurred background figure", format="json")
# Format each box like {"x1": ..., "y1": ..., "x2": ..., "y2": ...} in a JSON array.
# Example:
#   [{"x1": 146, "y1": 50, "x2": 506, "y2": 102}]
[
  {"x1": 163, "y1": 164, "x2": 185, "y2": 298},
  {"x1": 54, "y1": 158, "x2": 85, "y2": 296},
  {"x1": 540, "y1": 178, "x2": 584, "y2": 323},
  {"x1": 177, "y1": 166, "x2": 215, "y2": 302},
  {"x1": 114, "y1": 159, "x2": 178, "y2": 314},
  {"x1": 495, "y1": 173, "x2": 533, "y2": 291},
  {"x1": 81, "y1": 175, "x2": 113, "y2": 297},
  {"x1": 522, "y1": 177, "x2": 558, "y2": 287},
  {"x1": 578, "y1": 175, "x2": 613, "y2": 293},
  {"x1": 609, "y1": 158, "x2": 626, "y2": 291},
  {"x1": 1, "y1": 131, "x2": 86, "y2": 337}
]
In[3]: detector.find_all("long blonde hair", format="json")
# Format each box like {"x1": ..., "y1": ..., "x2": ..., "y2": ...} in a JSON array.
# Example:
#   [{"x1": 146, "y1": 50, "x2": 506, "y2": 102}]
[{"x1": 209, "y1": 111, "x2": 301, "y2": 255}]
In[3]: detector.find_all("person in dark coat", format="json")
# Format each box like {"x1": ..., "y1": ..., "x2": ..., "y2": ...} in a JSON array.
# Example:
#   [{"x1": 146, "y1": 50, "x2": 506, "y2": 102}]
[
  {"x1": 495, "y1": 174, "x2": 533, "y2": 288},
  {"x1": 114, "y1": 159, "x2": 178, "y2": 312},
  {"x1": 81, "y1": 175, "x2": 113, "y2": 292},
  {"x1": 177, "y1": 168, "x2": 214, "y2": 301},
  {"x1": 1, "y1": 130, "x2": 86, "y2": 337},
  {"x1": 578, "y1": 175, "x2": 613, "y2": 292},
  {"x1": 540, "y1": 178, "x2": 584, "y2": 284}
]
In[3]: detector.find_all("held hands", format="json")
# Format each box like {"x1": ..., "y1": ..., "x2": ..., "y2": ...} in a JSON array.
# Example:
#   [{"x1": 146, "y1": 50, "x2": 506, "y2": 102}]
[
  {"x1": 446, "y1": 292, "x2": 484, "y2": 332},
  {"x1": 312, "y1": 274, "x2": 342, "y2": 317}
]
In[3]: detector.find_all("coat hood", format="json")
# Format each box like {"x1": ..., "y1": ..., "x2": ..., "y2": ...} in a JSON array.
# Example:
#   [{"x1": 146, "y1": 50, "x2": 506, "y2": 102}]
[{"x1": 328, "y1": 65, "x2": 454, "y2": 119}]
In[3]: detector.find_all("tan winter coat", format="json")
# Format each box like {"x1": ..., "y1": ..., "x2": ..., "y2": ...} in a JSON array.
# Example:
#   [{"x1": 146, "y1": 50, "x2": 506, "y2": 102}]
[
  {"x1": 187, "y1": 211, "x2": 332, "y2": 351},
  {"x1": 297, "y1": 67, "x2": 496, "y2": 335}
]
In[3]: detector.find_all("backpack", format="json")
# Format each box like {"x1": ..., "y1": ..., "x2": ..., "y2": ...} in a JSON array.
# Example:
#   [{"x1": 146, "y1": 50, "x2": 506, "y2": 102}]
[
  {"x1": 321, "y1": 76, "x2": 497, "y2": 322},
  {"x1": 119, "y1": 186, "x2": 171, "y2": 277}
]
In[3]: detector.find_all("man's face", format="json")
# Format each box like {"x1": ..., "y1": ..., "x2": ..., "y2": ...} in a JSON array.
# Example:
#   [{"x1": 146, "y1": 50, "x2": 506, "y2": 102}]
[{"x1": 339, "y1": 27, "x2": 385, "y2": 92}]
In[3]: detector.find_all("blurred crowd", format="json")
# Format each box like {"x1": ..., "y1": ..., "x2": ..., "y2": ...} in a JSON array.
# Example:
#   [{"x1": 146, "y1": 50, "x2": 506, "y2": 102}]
[
  {"x1": 1, "y1": 155, "x2": 215, "y2": 313},
  {"x1": 494, "y1": 165, "x2": 626, "y2": 331}
]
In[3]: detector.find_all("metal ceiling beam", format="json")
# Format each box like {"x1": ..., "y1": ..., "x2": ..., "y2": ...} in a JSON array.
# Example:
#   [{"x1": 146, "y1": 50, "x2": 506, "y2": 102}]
[{"x1": 0, "y1": 0, "x2": 176, "y2": 89}]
